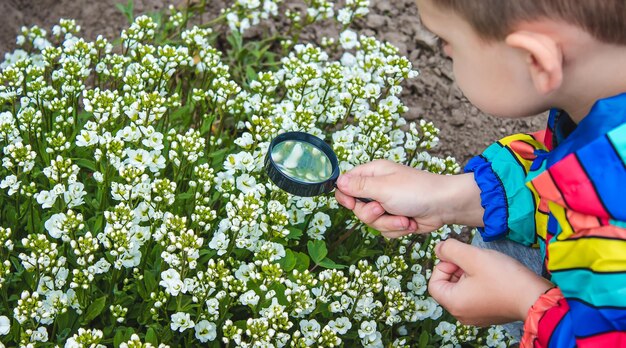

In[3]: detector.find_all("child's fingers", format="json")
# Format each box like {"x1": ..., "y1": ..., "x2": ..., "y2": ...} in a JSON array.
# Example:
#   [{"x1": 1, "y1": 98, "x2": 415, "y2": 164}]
[
  {"x1": 334, "y1": 188, "x2": 356, "y2": 210},
  {"x1": 434, "y1": 239, "x2": 481, "y2": 275},
  {"x1": 335, "y1": 188, "x2": 417, "y2": 235},
  {"x1": 336, "y1": 173, "x2": 380, "y2": 202},
  {"x1": 428, "y1": 260, "x2": 462, "y2": 303},
  {"x1": 358, "y1": 213, "x2": 417, "y2": 235},
  {"x1": 341, "y1": 159, "x2": 397, "y2": 177}
]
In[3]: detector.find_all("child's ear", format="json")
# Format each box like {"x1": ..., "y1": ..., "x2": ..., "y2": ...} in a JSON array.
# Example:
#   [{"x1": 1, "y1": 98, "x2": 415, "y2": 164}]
[{"x1": 505, "y1": 31, "x2": 563, "y2": 95}]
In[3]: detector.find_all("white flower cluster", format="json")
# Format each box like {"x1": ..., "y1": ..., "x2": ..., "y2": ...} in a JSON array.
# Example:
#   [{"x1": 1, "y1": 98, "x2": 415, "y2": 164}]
[
  {"x1": 224, "y1": 0, "x2": 282, "y2": 33},
  {"x1": 0, "y1": 8, "x2": 505, "y2": 348}
]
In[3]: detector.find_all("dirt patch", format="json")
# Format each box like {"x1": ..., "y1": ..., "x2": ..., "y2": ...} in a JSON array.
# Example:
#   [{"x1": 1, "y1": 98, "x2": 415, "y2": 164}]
[{"x1": 0, "y1": 0, "x2": 546, "y2": 166}]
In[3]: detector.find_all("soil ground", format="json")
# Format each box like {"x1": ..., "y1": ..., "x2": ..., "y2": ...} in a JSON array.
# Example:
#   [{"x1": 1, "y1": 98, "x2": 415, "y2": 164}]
[{"x1": 0, "y1": 0, "x2": 547, "y2": 166}]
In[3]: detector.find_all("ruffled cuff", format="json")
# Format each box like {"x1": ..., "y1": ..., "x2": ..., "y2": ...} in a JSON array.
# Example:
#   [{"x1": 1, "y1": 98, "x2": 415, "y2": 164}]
[
  {"x1": 465, "y1": 155, "x2": 508, "y2": 241},
  {"x1": 521, "y1": 287, "x2": 564, "y2": 348}
]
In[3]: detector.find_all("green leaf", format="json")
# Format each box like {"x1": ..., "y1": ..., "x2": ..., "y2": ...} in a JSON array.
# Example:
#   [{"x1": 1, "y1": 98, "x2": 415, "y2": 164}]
[
  {"x1": 307, "y1": 240, "x2": 328, "y2": 264},
  {"x1": 285, "y1": 226, "x2": 303, "y2": 240},
  {"x1": 176, "y1": 192, "x2": 194, "y2": 200},
  {"x1": 266, "y1": 282, "x2": 288, "y2": 305},
  {"x1": 246, "y1": 65, "x2": 258, "y2": 82},
  {"x1": 56, "y1": 328, "x2": 72, "y2": 344},
  {"x1": 317, "y1": 257, "x2": 346, "y2": 269},
  {"x1": 146, "y1": 327, "x2": 159, "y2": 345},
  {"x1": 208, "y1": 147, "x2": 230, "y2": 158},
  {"x1": 294, "y1": 252, "x2": 310, "y2": 272},
  {"x1": 114, "y1": 327, "x2": 134, "y2": 347},
  {"x1": 136, "y1": 279, "x2": 148, "y2": 299},
  {"x1": 81, "y1": 296, "x2": 107, "y2": 325},
  {"x1": 74, "y1": 158, "x2": 97, "y2": 172},
  {"x1": 144, "y1": 270, "x2": 157, "y2": 293},
  {"x1": 198, "y1": 248, "x2": 218, "y2": 265},
  {"x1": 91, "y1": 214, "x2": 104, "y2": 234},
  {"x1": 366, "y1": 226, "x2": 381, "y2": 237},
  {"x1": 227, "y1": 31, "x2": 243, "y2": 52},
  {"x1": 418, "y1": 330, "x2": 429, "y2": 348},
  {"x1": 169, "y1": 105, "x2": 192, "y2": 128},
  {"x1": 277, "y1": 249, "x2": 296, "y2": 272},
  {"x1": 115, "y1": 0, "x2": 135, "y2": 25},
  {"x1": 337, "y1": 245, "x2": 383, "y2": 263},
  {"x1": 3, "y1": 204, "x2": 17, "y2": 227}
]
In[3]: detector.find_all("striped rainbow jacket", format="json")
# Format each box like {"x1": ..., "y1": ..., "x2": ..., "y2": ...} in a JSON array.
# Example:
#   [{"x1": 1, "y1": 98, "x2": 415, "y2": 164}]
[{"x1": 465, "y1": 93, "x2": 626, "y2": 347}]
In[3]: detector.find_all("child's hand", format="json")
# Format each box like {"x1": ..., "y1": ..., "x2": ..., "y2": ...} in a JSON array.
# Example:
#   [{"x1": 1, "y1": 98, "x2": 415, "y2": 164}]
[
  {"x1": 334, "y1": 160, "x2": 484, "y2": 237},
  {"x1": 428, "y1": 239, "x2": 553, "y2": 326}
]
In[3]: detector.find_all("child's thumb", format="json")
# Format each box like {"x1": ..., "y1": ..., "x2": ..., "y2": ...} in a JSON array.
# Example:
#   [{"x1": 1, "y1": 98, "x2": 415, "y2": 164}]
[{"x1": 434, "y1": 239, "x2": 479, "y2": 273}]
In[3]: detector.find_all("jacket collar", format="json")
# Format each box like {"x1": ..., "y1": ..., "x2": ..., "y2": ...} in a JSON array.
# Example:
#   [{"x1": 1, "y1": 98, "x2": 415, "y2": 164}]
[
  {"x1": 530, "y1": 93, "x2": 626, "y2": 221},
  {"x1": 548, "y1": 92, "x2": 626, "y2": 166}
]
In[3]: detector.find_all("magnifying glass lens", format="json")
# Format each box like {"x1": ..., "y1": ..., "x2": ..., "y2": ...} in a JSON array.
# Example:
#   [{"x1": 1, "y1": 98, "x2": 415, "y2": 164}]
[
  {"x1": 265, "y1": 132, "x2": 340, "y2": 197},
  {"x1": 271, "y1": 140, "x2": 333, "y2": 183}
]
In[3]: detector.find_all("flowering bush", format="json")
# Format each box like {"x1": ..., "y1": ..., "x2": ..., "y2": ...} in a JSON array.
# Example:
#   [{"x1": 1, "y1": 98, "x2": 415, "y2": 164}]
[{"x1": 0, "y1": 1, "x2": 514, "y2": 347}]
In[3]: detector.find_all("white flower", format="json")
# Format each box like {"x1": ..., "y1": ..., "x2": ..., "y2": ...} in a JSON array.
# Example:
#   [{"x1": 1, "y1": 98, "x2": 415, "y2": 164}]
[
  {"x1": 414, "y1": 297, "x2": 437, "y2": 320},
  {"x1": 0, "y1": 175, "x2": 20, "y2": 196},
  {"x1": 118, "y1": 125, "x2": 141, "y2": 142},
  {"x1": 208, "y1": 231, "x2": 229, "y2": 256},
  {"x1": 307, "y1": 212, "x2": 331, "y2": 240},
  {"x1": 119, "y1": 248, "x2": 142, "y2": 268},
  {"x1": 0, "y1": 315, "x2": 10, "y2": 335},
  {"x1": 148, "y1": 151, "x2": 166, "y2": 173},
  {"x1": 44, "y1": 213, "x2": 66, "y2": 239},
  {"x1": 234, "y1": 132, "x2": 254, "y2": 149},
  {"x1": 235, "y1": 173, "x2": 257, "y2": 194},
  {"x1": 93, "y1": 171, "x2": 104, "y2": 183},
  {"x1": 329, "y1": 301, "x2": 343, "y2": 313},
  {"x1": 486, "y1": 326, "x2": 507, "y2": 347},
  {"x1": 140, "y1": 126, "x2": 164, "y2": 150},
  {"x1": 124, "y1": 148, "x2": 152, "y2": 170},
  {"x1": 76, "y1": 129, "x2": 99, "y2": 147},
  {"x1": 435, "y1": 321, "x2": 456, "y2": 342},
  {"x1": 299, "y1": 319, "x2": 321, "y2": 345},
  {"x1": 234, "y1": 263, "x2": 252, "y2": 282},
  {"x1": 328, "y1": 317, "x2": 351, "y2": 335},
  {"x1": 239, "y1": 289, "x2": 260, "y2": 307},
  {"x1": 194, "y1": 320, "x2": 217, "y2": 343},
  {"x1": 88, "y1": 258, "x2": 111, "y2": 275},
  {"x1": 65, "y1": 182, "x2": 87, "y2": 208},
  {"x1": 160, "y1": 269, "x2": 186, "y2": 296},
  {"x1": 358, "y1": 320, "x2": 377, "y2": 339},
  {"x1": 340, "y1": 52, "x2": 357, "y2": 67},
  {"x1": 52, "y1": 183, "x2": 66, "y2": 196},
  {"x1": 111, "y1": 182, "x2": 131, "y2": 201},
  {"x1": 339, "y1": 30, "x2": 358, "y2": 50},
  {"x1": 206, "y1": 298, "x2": 220, "y2": 316},
  {"x1": 35, "y1": 189, "x2": 57, "y2": 207},
  {"x1": 362, "y1": 331, "x2": 383, "y2": 348},
  {"x1": 31, "y1": 326, "x2": 48, "y2": 342},
  {"x1": 170, "y1": 312, "x2": 194, "y2": 332},
  {"x1": 336, "y1": 8, "x2": 352, "y2": 25},
  {"x1": 407, "y1": 273, "x2": 427, "y2": 295}
]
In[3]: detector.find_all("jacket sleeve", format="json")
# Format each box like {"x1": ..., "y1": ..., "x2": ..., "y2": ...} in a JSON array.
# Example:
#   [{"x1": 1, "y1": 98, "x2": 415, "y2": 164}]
[{"x1": 464, "y1": 131, "x2": 548, "y2": 246}]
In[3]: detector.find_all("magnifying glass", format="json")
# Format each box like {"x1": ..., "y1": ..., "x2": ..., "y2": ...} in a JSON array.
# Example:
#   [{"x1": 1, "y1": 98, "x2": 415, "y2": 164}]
[{"x1": 265, "y1": 131, "x2": 374, "y2": 202}]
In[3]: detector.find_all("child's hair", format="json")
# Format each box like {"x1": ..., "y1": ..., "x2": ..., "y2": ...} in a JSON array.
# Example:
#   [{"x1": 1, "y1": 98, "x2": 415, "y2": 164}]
[{"x1": 433, "y1": 0, "x2": 626, "y2": 45}]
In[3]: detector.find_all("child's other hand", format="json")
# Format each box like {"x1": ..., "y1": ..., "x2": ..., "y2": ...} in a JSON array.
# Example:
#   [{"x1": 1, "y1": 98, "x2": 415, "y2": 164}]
[
  {"x1": 334, "y1": 159, "x2": 483, "y2": 237},
  {"x1": 428, "y1": 239, "x2": 553, "y2": 326}
]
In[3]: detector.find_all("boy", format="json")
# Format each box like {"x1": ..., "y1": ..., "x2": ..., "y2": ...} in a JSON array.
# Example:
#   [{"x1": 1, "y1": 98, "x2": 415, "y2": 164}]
[{"x1": 335, "y1": 0, "x2": 626, "y2": 346}]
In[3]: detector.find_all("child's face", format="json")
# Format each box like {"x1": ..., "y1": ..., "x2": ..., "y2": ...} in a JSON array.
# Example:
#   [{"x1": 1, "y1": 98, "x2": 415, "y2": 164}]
[{"x1": 415, "y1": 0, "x2": 551, "y2": 118}]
